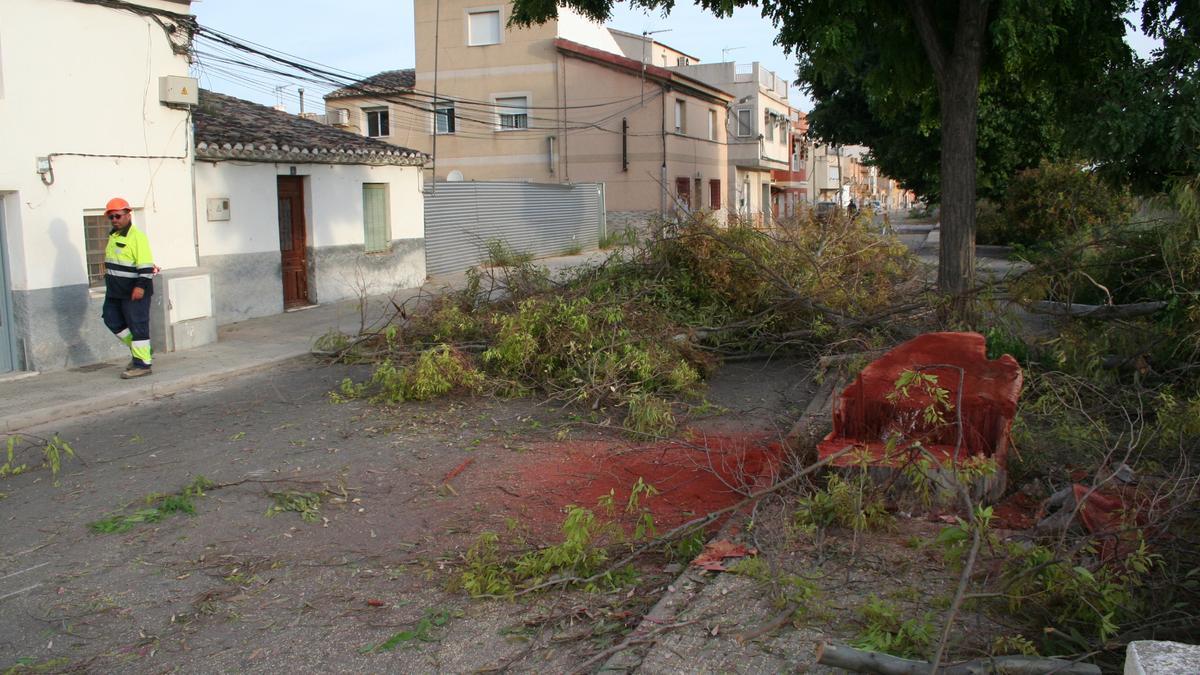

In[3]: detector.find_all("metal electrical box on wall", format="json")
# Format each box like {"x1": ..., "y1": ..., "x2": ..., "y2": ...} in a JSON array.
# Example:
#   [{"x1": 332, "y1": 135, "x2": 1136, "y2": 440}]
[
  {"x1": 206, "y1": 197, "x2": 231, "y2": 221},
  {"x1": 159, "y1": 75, "x2": 199, "y2": 106}
]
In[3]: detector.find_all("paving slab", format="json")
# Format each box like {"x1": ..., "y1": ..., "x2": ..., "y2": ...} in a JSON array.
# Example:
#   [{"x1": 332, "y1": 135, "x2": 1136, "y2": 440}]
[{"x1": 1125, "y1": 641, "x2": 1200, "y2": 675}]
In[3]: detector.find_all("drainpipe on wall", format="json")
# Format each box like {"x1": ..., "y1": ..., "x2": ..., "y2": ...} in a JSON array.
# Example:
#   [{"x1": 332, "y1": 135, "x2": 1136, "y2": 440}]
[
  {"x1": 189, "y1": 110, "x2": 200, "y2": 266},
  {"x1": 660, "y1": 84, "x2": 668, "y2": 217},
  {"x1": 431, "y1": 0, "x2": 441, "y2": 194}
]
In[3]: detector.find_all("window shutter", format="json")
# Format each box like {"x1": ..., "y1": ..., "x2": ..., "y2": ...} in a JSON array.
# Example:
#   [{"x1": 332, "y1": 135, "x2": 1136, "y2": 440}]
[
  {"x1": 468, "y1": 10, "x2": 501, "y2": 45},
  {"x1": 362, "y1": 184, "x2": 390, "y2": 253},
  {"x1": 496, "y1": 96, "x2": 529, "y2": 129}
]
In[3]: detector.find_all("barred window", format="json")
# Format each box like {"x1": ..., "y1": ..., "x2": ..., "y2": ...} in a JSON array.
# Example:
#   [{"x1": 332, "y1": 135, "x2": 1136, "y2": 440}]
[{"x1": 84, "y1": 214, "x2": 108, "y2": 288}]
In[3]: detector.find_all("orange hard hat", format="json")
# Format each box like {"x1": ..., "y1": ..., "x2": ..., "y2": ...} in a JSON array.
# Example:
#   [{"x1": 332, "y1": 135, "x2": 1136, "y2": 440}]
[{"x1": 104, "y1": 197, "x2": 131, "y2": 214}]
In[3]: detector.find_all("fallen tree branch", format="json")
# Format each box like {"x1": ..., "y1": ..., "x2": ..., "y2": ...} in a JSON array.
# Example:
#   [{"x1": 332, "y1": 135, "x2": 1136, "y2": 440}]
[
  {"x1": 815, "y1": 642, "x2": 1101, "y2": 674},
  {"x1": 1030, "y1": 300, "x2": 1167, "y2": 320},
  {"x1": 571, "y1": 619, "x2": 696, "y2": 674}
]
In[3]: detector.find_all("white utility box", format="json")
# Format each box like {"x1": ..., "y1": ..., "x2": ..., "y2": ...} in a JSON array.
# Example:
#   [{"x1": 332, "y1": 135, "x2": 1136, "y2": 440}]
[{"x1": 159, "y1": 76, "x2": 199, "y2": 106}]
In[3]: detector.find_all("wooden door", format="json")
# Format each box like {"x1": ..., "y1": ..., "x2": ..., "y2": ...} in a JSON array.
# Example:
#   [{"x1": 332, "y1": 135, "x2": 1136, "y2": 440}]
[{"x1": 277, "y1": 176, "x2": 310, "y2": 308}]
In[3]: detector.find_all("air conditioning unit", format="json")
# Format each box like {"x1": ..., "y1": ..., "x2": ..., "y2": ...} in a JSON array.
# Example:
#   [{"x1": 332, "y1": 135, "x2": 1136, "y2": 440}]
[{"x1": 331, "y1": 108, "x2": 350, "y2": 126}]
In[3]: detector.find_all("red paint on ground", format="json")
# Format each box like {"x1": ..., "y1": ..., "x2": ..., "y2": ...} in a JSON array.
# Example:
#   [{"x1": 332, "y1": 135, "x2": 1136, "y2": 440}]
[
  {"x1": 476, "y1": 433, "x2": 784, "y2": 539},
  {"x1": 992, "y1": 491, "x2": 1039, "y2": 530},
  {"x1": 443, "y1": 457, "x2": 475, "y2": 483},
  {"x1": 818, "y1": 332, "x2": 1023, "y2": 469}
]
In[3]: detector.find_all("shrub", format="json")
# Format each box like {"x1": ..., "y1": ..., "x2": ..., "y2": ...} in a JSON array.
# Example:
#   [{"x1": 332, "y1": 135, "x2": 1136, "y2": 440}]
[
  {"x1": 484, "y1": 239, "x2": 535, "y2": 267},
  {"x1": 975, "y1": 199, "x2": 1007, "y2": 246},
  {"x1": 991, "y1": 161, "x2": 1132, "y2": 247}
]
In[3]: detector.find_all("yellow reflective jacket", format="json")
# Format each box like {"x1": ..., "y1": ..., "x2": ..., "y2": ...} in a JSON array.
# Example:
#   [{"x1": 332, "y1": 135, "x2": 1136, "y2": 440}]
[{"x1": 104, "y1": 223, "x2": 155, "y2": 299}]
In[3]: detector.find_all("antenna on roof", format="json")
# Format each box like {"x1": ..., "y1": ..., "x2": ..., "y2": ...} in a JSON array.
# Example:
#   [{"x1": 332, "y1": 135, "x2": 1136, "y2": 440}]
[
  {"x1": 274, "y1": 84, "x2": 294, "y2": 112},
  {"x1": 641, "y1": 29, "x2": 672, "y2": 105},
  {"x1": 721, "y1": 46, "x2": 744, "y2": 63}
]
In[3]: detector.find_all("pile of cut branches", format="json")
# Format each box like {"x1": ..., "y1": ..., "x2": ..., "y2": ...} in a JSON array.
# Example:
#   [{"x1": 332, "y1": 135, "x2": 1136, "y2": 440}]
[{"x1": 318, "y1": 211, "x2": 927, "y2": 434}]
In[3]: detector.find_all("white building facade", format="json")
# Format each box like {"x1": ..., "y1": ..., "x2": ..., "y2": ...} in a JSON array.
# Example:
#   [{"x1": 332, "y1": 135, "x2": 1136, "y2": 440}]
[
  {"x1": 0, "y1": 0, "x2": 198, "y2": 372},
  {"x1": 0, "y1": 1, "x2": 428, "y2": 374}
]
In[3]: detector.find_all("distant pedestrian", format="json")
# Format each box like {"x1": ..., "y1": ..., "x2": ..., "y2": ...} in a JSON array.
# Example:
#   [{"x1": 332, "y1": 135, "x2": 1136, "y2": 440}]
[
  {"x1": 100, "y1": 198, "x2": 156, "y2": 379},
  {"x1": 848, "y1": 200, "x2": 858, "y2": 216}
]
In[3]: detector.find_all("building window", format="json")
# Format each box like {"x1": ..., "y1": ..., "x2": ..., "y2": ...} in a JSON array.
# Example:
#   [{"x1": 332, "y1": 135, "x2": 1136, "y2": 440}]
[
  {"x1": 435, "y1": 102, "x2": 456, "y2": 134},
  {"x1": 676, "y1": 56, "x2": 691, "y2": 66},
  {"x1": 495, "y1": 96, "x2": 529, "y2": 130},
  {"x1": 674, "y1": 99, "x2": 687, "y2": 135},
  {"x1": 708, "y1": 110, "x2": 717, "y2": 141},
  {"x1": 84, "y1": 213, "x2": 109, "y2": 288},
  {"x1": 829, "y1": 166, "x2": 841, "y2": 183},
  {"x1": 467, "y1": 8, "x2": 502, "y2": 46},
  {"x1": 365, "y1": 107, "x2": 389, "y2": 137},
  {"x1": 736, "y1": 108, "x2": 753, "y2": 137},
  {"x1": 362, "y1": 183, "x2": 391, "y2": 253},
  {"x1": 709, "y1": 179, "x2": 722, "y2": 210},
  {"x1": 764, "y1": 111, "x2": 774, "y2": 141}
]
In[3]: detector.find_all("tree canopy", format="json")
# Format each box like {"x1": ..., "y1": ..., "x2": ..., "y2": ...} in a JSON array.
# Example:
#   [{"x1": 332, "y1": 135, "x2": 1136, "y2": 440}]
[
  {"x1": 1082, "y1": 2, "x2": 1200, "y2": 193},
  {"x1": 509, "y1": 0, "x2": 1169, "y2": 301}
]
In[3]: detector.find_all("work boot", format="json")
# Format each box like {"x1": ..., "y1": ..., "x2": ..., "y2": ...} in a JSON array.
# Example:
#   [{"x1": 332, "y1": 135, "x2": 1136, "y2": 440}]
[{"x1": 120, "y1": 366, "x2": 152, "y2": 379}]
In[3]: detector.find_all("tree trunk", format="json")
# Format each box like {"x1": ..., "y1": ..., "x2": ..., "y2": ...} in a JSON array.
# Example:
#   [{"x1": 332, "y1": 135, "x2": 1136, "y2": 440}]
[
  {"x1": 908, "y1": 0, "x2": 990, "y2": 314},
  {"x1": 937, "y1": 70, "x2": 980, "y2": 307},
  {"x1": 936, "y1": 0, "x2": 989, "y2": 314}
]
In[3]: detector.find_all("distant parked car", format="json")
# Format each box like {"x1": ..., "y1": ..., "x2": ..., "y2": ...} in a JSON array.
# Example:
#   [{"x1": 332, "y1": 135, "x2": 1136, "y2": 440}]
[
  {"x1": 814, "y1": 201, "x2": 839, "y2": 221},
  {"x1": 869, "y1": 200, "x2": 883, "y2": 211}
]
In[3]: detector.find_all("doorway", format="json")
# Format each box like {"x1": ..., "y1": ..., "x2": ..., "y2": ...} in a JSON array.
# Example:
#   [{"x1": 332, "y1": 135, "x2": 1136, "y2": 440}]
[
  {"x1": 0, "y1": 196, "x2": 16, "y2": 372},
  {"x1": 276, "y1": 176, "x2": 311, "y2": 309}
]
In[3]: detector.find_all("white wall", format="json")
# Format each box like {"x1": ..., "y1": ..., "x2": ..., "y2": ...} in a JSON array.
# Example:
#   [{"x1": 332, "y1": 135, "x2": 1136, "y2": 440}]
[
  {"x1": 306, "y1": 164, "x2": 424, "y2": 248},
  {"x1": 0, "y1": 0, "x2": 196, "y2": 291},
  {"x1": 556, "y1": 7, "x2": 623, "y2": 53},
  {"x1": 194, "y1": 161, "x2": 424, "y2": 256}
]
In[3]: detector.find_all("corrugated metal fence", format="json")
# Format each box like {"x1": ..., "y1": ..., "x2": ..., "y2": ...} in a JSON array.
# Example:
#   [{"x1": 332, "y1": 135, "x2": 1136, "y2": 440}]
[{"x1": 424, "y1": 181, "x2": 606, "y2": 276}]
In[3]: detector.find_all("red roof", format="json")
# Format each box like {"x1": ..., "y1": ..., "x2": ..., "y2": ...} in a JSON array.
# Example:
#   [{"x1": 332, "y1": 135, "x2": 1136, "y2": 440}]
[{"x1": 553, "y1": 38, "x2": 733, "y2": 103}]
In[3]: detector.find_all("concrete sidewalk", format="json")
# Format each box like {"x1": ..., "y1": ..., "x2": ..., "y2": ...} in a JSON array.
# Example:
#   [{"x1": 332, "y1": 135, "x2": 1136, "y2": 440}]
[{"x1": 0, "y1": 251, "x2": 605, "y2": 433}]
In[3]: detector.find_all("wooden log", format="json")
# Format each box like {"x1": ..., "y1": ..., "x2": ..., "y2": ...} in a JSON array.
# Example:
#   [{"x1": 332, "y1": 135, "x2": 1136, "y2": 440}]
[
  {"x1": 1030, "y1": 300, "x2": 1166, "y2": 320},
  {"x1": 815, "y1": 642, "x2": 1101, "y2": 675}
]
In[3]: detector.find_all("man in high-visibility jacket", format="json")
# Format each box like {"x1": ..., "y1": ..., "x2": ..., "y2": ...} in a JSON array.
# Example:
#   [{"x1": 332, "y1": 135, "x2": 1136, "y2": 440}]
[{"x1": 101, "y1": 197, "x2": 156, "y2": 379}]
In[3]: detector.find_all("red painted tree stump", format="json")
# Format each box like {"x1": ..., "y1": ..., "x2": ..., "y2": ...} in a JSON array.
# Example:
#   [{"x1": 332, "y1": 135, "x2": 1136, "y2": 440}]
[{"x1": 816, "y1": 332, "x2": 1023, "y2": 502}]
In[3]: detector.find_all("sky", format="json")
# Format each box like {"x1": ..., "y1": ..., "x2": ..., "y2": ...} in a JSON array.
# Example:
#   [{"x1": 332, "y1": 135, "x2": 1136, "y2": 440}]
[
  {"x1": 190, "y1": 0, "x2": 807, "y2": 113},
  {"x1": 189, "y1": 1, "x2": 1161, "y2": 116}
]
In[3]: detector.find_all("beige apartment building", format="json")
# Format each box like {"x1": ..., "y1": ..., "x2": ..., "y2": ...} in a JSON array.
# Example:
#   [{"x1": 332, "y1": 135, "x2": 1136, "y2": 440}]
[
  {"x1": 324, "y1": 1, "x2": 731, "y2": 228},
  {"x1": 670, "y1": 62, "x2": 795, "y2": 224}
]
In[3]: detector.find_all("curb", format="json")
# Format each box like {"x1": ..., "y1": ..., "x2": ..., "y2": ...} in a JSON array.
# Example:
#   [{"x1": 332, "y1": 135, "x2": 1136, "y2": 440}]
[{"x1": 1, "y1": 351, "x2": 313, "y2": 433}]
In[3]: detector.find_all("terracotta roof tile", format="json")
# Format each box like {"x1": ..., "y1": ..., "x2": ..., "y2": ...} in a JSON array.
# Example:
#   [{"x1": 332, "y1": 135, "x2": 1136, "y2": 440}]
[
  {"x1": 325, "y1": 69, "x2": 416, "y2": 100},
  {"x1": 193, "y1": 90, "x2": 425, "y2": 166}
]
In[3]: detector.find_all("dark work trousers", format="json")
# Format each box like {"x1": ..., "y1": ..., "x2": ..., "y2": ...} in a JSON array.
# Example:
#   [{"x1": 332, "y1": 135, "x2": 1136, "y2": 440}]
[{"x1": 102, "y1": 296, "x2": 152, "y2": 368}]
